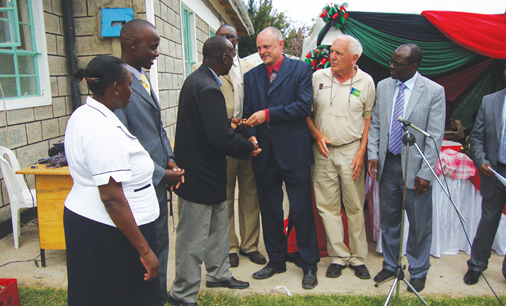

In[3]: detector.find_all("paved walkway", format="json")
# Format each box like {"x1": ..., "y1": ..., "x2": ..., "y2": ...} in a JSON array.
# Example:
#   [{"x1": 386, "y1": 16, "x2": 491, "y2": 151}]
[{"x1": 1, "y1": 199, "x2": 506, "y2": 299}]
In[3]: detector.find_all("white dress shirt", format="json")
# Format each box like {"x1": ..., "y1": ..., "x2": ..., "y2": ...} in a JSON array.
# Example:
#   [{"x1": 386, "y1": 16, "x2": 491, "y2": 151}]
[{"x1": 64, "y1": 97, "x2": 159, "y2": 227}]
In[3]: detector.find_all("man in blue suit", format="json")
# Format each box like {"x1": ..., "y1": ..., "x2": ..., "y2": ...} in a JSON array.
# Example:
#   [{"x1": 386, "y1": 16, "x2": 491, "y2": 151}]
[{"x1": 243, "y1": 26, "x2": 320, "y2": 289}]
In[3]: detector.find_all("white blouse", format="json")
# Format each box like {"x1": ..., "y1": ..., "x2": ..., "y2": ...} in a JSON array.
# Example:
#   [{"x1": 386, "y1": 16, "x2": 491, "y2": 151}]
[{"x1": 64, "y1": 97, "x2": 159, "y2": 227}]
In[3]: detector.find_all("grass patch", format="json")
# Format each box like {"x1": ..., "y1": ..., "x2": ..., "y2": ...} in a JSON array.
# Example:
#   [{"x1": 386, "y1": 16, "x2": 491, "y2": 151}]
[{"x1": 18, "y1": 287, "x2": 506, "y2": 305}]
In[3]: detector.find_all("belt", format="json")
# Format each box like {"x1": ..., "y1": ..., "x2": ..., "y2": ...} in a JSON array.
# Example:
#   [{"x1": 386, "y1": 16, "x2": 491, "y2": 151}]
[
  {"x1": 387, "y1": 151, "x2": 402, "y2": 159},
  {"x1": 329, "y1": 139, "x2": 359, "y2": 148}
]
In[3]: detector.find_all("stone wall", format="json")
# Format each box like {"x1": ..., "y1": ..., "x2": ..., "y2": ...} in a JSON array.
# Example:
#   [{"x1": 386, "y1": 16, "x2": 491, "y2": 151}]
[{"x1": 0, "y1": 0, "x2": 215, "y2": 230}]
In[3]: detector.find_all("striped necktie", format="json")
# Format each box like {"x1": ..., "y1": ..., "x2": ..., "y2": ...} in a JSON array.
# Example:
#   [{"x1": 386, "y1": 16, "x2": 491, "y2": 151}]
[
  {"x1": 139, "y1": 74, "x2": 151, "y2": 96},
  {"x1": 389, "y1": 83, "x2": 406, "y2": 155}
]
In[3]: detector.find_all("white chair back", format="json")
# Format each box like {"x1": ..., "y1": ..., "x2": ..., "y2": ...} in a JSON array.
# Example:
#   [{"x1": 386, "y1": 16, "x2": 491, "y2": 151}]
[{"x1": 0, "y1": 146, "x2": 36, "y2": 248}]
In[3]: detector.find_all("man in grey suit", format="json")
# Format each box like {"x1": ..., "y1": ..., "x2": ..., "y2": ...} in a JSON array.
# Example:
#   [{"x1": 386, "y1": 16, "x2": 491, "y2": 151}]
[
  {"x1": 367, "y1": 43, "x2": 445, "y2": 292},
  {"x1": 116, "y1": 19, "x2": 184, "y2": 306},
  {"x1": 464, "y1": 63, "x2": 506, "y2": 285}
]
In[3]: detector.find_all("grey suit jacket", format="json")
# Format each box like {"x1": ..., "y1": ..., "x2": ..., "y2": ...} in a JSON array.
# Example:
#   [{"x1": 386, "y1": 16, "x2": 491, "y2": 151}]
[
  {"x1": 114, "y1": 74, "x2": 173, "y2": 201},
  {"x1": 367, "y1": 74, "x2": 445, "y2": 188},
  {"x1": 470, "y1": 88, "x2": 506, "y2": 199}
]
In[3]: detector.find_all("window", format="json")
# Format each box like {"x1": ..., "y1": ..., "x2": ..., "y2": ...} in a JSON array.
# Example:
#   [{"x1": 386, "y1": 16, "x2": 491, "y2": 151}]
[
  {"x1": 209, "y1": 29, "x2": 215, "y2": 37},
  {"x1": 0, "y1": 0, "x2": 51, "y2": 110},
  {"x1": 181, "y1": 5, "x2": 195, "y2": 78}
]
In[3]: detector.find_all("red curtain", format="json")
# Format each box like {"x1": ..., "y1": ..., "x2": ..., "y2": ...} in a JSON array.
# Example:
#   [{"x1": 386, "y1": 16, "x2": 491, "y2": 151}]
[
  {"x1": 422, "y1": 11, "x2": 506, "y2": 59},
  {"x1": 434, "y1": 58, "x2": 493, "y2": 102}
]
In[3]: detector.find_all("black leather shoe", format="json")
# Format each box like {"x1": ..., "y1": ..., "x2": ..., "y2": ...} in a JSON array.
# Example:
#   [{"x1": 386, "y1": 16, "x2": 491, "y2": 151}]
[
  {"x1": 464, "y1": 269, "x2": 481, "y2": 285},
  {"x1": 407, "y1": 277, "x2": 426, "y2": 293},
  {"x1": 252, "y1": 266, "x2": 286, "y2": 279},
  {"x1": 350, "y1": 264, "x2": 371, "y2": 279},
  {"x1": 206, "y1": 276, "x2": 249, "y2": 289},
  {"x1": 229, "y1": 253, "x2": 239, "y2": 268},
  {"x1": 326, "y1": 264, "x2": 345, "y2": 278},
  {"x1": 374, "y1": 269, "x2": 395, "y2": 283},
  {"x1": 167, "y1": 294, "x2": 199, "y2": 306},
  {"x1": 302, "y1": 270, "x2": 318, "y2": 289},
  {"x1": 239, "y1": 250, "x2": 267, "y2": 265}
]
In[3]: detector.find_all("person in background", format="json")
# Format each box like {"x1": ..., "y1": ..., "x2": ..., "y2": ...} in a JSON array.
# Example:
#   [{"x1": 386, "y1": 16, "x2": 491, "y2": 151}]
[
  {"x1": 216, "y1": 24, "x2": 266, "y2": 268},
  {"x1": 464, "y1": 62, "x2": 506, "y2": 285},
  {"x1": 64, "y1": 55, "x2": 160, "y2": 306},
  {"x1": 306, "y1": 35, "x2": 375, "y2": 280}
]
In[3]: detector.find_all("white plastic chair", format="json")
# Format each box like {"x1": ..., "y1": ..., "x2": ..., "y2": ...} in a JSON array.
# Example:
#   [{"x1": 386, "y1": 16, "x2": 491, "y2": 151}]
[{"x1": 0, "y1": 146, "x2": 36, "y2": 249}]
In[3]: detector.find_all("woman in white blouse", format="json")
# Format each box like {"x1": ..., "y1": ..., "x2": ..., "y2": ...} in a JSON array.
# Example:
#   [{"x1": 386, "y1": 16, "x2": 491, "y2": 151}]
[{"x1": 64, "y1": 55, "x2": 160, "y2": 306}]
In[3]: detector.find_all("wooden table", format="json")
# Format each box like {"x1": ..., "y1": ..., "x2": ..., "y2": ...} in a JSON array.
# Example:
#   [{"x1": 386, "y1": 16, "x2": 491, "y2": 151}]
[{"x1": 16, "y1": 166, "x2": 72, "y2": 267}]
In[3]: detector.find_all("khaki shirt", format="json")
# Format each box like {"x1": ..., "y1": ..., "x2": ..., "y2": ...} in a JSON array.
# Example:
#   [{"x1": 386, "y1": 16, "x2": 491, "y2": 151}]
[{"x1": 312, "y1": 66, "x2": 375, "y2": 146}]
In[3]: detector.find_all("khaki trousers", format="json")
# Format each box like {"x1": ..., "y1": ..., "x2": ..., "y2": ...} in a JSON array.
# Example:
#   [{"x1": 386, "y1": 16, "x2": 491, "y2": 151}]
[
  {"x1": 311, "y1": 140, "x2": 367, "y2": 266},
  {"x1": 226, "y1": 156, "x2": 261, "y2": 253}
]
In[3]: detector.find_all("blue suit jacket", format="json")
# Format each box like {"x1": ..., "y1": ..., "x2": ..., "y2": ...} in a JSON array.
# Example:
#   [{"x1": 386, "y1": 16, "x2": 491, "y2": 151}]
[{"x1": 243, "y1": 56, "x2": 314, "y2": 174}]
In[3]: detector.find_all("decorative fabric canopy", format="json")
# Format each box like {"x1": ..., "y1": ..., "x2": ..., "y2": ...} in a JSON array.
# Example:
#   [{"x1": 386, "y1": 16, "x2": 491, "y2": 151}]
[{"x1": 422, "y1": 11, "x2": 506, "y2": 59}]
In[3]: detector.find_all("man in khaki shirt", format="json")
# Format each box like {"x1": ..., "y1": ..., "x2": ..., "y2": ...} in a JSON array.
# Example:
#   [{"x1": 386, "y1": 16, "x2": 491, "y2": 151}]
[
  {"x1": 307, "y1": 35, "x2": 375, "y2": 280},
  {"x1": 216, "y1": 24, "x2": 266, "y2": 268}
]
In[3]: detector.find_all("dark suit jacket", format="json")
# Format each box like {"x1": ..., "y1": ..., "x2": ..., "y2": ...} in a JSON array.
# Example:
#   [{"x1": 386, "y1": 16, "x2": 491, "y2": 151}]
[
  {"x1": 243, "y1": 56, "x2": 314, "y2": 174},
  {"x1": 114, "y1": 72, "x2": 173, "y2": 202},
  {"x1": 470, "y1": 88, "x2": 506, "y2": 199},
  {"x1": 174, "y1": 64, "x2": 254, "y2": 205}
]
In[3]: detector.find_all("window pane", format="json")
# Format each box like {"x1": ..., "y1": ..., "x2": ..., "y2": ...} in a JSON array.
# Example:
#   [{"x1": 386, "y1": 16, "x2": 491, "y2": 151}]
[
  {"x1": 19, "y1": 76, "x2": 36, "y2": 96},
  {"x1": 17, "y1": 55, "x2": 35, "y2": 74},
  {"x1": 18, "y1": 24, "x2": 32, "y2": 51},
  {"x1": 17, "y1": 0, "x2": 30, "y2": 23},
  {"x1": 0, "y1": 77, "x2": 17, "y2": 98},
  {"x1": 0, "y1": 53, "x2": 15, "y2": 75},
  {"x1": 0, "y1": 18, "x2": 14, "y2": 44}
]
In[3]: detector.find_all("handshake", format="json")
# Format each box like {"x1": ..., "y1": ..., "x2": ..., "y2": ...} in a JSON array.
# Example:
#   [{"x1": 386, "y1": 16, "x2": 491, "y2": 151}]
[
  {"x1": 230, "y1": 117, "x2": 262, "y2": 157},
  {"x1": 230, "y1": 110, "x2": 268, "y2": 132}
]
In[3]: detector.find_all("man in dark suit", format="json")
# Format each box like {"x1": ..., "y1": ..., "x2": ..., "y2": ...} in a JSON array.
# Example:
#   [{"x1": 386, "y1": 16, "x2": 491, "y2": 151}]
[
  {"x1": 168, "y1": 36, "x2": 260, "y2": 306},
  {"x1": 243, "y1": 26, "x2": 320, "y2": 289},
  {"x1": 116, "y1": 19, "x2": 184, "y2": 306},
  {"x1": 367, "y1": 44, "x2": 445, "y2": 293},
  {"x1": 464, "y1": 62, "x2": 506, "y2": 285}
]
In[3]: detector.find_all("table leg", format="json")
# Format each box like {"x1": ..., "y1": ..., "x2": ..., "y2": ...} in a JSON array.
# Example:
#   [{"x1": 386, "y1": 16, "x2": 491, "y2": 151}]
[{"x1": 40, "y1": 249, "x2": 46, "y2": 268}]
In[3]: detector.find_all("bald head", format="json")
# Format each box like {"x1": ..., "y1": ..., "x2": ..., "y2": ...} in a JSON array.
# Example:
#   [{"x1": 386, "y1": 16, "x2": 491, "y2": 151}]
[
  {"x1": 258, "y1": 27, "x2": 283, "y2": 43},
  {"x1": 216, "y1": 24, "x2": 239, "y2": 49},
  {"x1": 120, "y1": 19, "x2": 160, "y2": 71}
]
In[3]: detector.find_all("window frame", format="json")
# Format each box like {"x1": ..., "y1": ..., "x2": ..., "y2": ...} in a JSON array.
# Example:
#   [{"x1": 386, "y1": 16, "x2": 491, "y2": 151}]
[
  {"x1": 0, "y1": 0, "x2": 51, "y2": 111},
  {"x1": 181, "y1": 4, "x2": 196, "y2": 78}
]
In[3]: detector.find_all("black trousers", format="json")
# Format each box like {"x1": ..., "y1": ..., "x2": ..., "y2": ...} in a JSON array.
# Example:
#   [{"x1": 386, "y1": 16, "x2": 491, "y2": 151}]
[
  {"x1": 64, "y1": 207, "x2": 160, "y2": 306},
  {"x1": 255, "y1": 147, "x2": 320, "y2": 271}
]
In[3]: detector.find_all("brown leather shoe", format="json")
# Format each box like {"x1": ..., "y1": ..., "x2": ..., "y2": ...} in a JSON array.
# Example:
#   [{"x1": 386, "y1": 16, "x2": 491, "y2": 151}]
[
  {"x1": 326, "y1": 263, "x2": 345, "y2": 278},
  {"x1": 239, "y1": 250, "x2": 267, "y2": 265},
  {"x1": 229, "y1": 253, "x2": 239, "y2": 268}
]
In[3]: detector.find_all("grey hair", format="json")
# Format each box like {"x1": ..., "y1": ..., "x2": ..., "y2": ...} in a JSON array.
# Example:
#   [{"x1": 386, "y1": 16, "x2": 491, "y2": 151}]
[
  {"x1": 260, "y1": 27, "x2": 284, "y2": 43},
  {"x1": 335, "y1": 34, "x2": 363, "y2": 58}
]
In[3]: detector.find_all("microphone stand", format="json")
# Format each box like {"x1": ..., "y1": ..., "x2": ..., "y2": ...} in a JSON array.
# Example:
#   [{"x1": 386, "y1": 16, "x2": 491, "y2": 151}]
[
  {"x1": 377, "y1": 125, "x2": 469, "y2": 305},
  {"x1": 376, "y1": 129, "x2": 428, "y2": 306}
]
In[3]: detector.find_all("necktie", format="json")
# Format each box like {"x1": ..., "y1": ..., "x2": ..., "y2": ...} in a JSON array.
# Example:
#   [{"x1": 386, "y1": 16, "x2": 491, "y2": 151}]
[
  {"x1": 502, "y1": 125, "x2": 506, "y2": 160},
  {"x1": 270, "y1": 69, "x2": 277, "y2": 83},
  {"x1": 389, "y1": 83, "x2": 406, "y2": 155},
  {"x1": 139, "y1": 74, "x2": 151, "y2": 96}
]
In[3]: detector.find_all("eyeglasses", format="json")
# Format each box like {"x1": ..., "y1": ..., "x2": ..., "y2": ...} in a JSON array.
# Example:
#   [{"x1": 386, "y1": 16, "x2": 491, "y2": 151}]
[
  {"x1": 218, "y1": 34, "x2": 238, "y2": 40},
  {"x1": 388, "y1": 58, "x2": 414, "y2": 68}
]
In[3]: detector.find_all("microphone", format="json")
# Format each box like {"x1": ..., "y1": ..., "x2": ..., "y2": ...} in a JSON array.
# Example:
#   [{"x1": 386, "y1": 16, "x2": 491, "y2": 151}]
[{"x1": 397, "y1": 116, "x2": 431, "y2": 138}]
